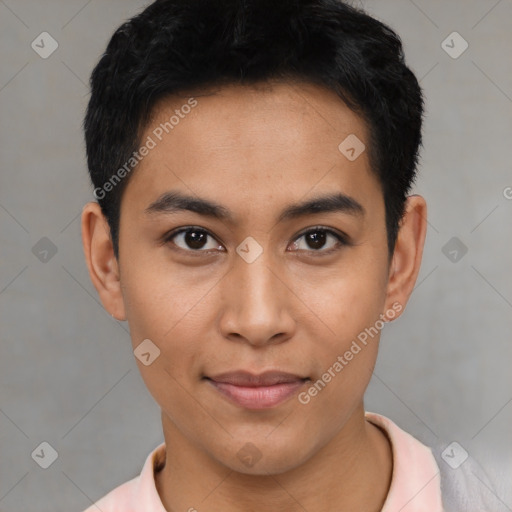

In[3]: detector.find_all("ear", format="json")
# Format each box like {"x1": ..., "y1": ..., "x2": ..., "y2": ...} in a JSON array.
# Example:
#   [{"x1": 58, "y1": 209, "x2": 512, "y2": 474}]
[
  {"x1": 382, "y1": 195, "x2": 427, "y2": 321},
  {"x1": 81, "y1": 202, "x2": 126, "y2": 321}
]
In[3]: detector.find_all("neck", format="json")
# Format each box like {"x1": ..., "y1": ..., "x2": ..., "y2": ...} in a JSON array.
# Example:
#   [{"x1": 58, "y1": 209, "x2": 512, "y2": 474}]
[{"x1": 155, "y1": 404, "x2": 393, "y2": 512}]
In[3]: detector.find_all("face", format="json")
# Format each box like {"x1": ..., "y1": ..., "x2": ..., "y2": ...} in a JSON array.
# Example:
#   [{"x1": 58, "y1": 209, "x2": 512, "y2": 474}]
[{"x1": 84, "y1": 80, "x2": 422, "y2": 476}]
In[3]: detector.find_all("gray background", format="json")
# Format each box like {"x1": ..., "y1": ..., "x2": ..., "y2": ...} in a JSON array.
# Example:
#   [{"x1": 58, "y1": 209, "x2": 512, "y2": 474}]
[{"x1": 1, "y1": 0, "x2": 511, "y2": 510}]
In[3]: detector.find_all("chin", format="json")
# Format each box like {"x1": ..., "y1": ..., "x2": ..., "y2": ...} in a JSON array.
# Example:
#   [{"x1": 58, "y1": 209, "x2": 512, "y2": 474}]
[
  {"x1": 230, "y1": 456, "x2": 304, "y2": 477},
  {"x1": 217, "y1": 436, "x2": 313, "y2": 476}
]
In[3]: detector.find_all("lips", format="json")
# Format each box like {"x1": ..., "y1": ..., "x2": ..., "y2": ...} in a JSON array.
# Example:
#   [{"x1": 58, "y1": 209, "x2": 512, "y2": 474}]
[
  {"x1": 208, "y1": 370, "x2": 307, "y2": 386},
  {"x1": 205, "y1": 370, "x2": 309, "y2": 409}
]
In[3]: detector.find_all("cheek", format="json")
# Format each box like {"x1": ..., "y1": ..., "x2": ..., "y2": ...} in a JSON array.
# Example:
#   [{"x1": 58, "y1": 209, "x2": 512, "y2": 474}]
[
  {"x1": 121, "y1": 253, "x2": 202, "y2": 342},
  {"x1": 120, "y1": 259, "x2": 210, "y2": 384},
  {"x1": 298, "y1": 257, "x2": 387, "y2": 400},
  {"x1": 298, "y1": 276, "x2": 384, "y2": 426},
  {"x1": 124, "y1": 281, "x2": 204, "y2": 378},
  {"x1": 306, "y1": 258, "x2": 387, "y2": 344},
  {"x1": 122, "y1": 272, "x2": 205, "y2": 420}
]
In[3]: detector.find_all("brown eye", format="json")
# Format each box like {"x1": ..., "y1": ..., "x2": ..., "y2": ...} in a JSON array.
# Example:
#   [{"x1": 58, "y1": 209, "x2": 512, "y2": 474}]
[
  {"x1": 289, "y1": 227, "x2": 347, "y2": 254},
  {"x1": 164, "y1": 227, "x2": 224, "y2": 253}
]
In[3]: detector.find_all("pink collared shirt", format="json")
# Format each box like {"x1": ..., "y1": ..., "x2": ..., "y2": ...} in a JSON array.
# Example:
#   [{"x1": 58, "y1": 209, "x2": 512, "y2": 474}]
[{"x1": 83, "y1": 411, "x2": 443, "y2": 511}]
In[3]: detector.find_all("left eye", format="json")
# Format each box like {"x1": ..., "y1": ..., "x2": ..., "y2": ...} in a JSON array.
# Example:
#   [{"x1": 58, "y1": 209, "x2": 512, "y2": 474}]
[{"x1": 289, "y1": 228, "x2": 346, "y2": 254}]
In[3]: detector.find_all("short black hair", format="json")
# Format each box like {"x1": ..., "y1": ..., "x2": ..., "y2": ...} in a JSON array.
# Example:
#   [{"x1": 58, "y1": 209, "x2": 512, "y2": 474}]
[{"x1": 84, "y1": 0, "x2": 424, "y2": 261}]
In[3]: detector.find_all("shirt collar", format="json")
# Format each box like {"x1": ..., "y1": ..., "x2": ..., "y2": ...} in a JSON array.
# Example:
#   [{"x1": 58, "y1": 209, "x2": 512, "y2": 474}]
[
  {"x1": 137, "y1": 412, "x2": 443, "y2": 511},
  {"x1": 365, "y1": 411, "x2": 443, "y2": 512}
]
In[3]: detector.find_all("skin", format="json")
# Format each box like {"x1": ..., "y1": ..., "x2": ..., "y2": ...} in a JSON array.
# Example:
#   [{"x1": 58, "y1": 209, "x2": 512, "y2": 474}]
[{"x1": 81, "y1": 80, "x2": 427, "y2": 512}]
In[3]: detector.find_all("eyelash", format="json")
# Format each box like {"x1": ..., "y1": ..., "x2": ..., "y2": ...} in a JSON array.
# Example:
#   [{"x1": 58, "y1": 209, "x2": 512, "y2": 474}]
[{"x1": 162, "y1": 225, "x2": 349, "y2": 257}]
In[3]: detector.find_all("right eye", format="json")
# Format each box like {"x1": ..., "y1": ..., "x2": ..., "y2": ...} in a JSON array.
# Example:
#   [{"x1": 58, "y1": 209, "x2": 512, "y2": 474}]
[{"x1": 163, "y1": 227, "x2": 225, "y2": 254}]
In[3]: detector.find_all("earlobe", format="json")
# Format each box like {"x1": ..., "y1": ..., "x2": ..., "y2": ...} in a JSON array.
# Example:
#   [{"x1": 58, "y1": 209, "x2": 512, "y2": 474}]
[
  {"x1": 383, "y1": 195, "x2": 427, "y2": 321},
  {"x1": 81, "y1": 202, "x2": 126, "y2": 321}
]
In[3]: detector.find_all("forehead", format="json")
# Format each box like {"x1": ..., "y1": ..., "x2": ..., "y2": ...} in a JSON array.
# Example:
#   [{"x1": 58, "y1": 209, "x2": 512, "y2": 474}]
[
  {"x1": 147, "y1": 80, "x2": 369, "y2": 153},
  {"x1": 122, "y1": 80, "x2": 381, "y2": 223}
]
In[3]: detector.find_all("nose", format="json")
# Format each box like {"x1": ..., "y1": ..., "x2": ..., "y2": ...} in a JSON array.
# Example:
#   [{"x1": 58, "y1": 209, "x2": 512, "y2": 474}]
[{"x1": 218, "y1": 249, "x2": 296, "y2": 348}]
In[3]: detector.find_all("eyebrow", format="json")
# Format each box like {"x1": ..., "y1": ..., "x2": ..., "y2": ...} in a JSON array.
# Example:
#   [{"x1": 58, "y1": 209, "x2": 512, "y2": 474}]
[{"x1": 145, "y1": 190, "x2": 365, "y2": 223}]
